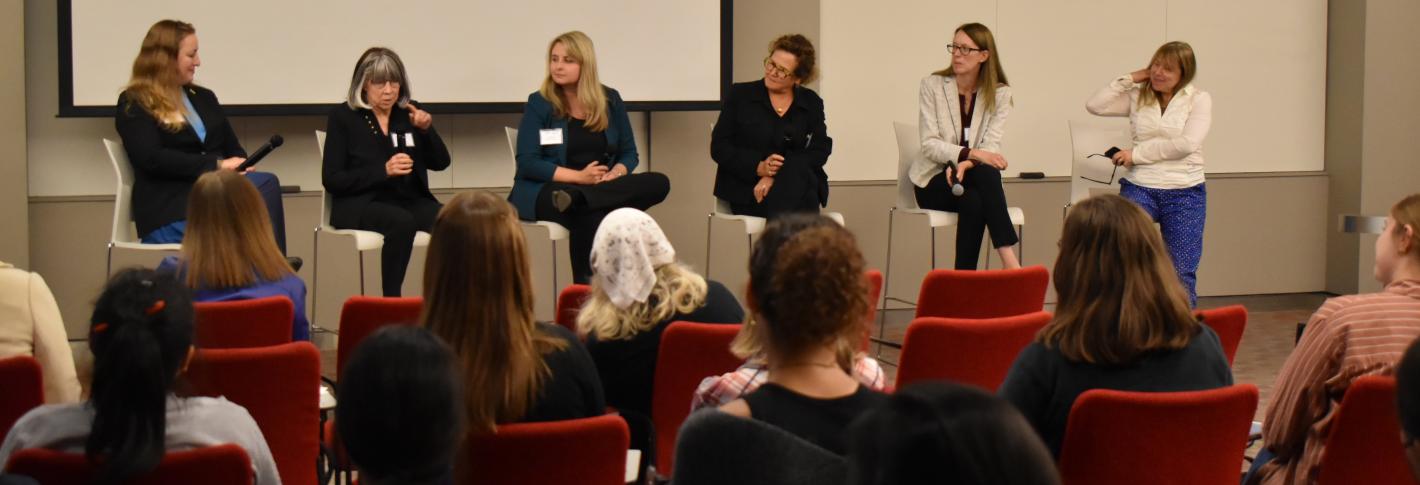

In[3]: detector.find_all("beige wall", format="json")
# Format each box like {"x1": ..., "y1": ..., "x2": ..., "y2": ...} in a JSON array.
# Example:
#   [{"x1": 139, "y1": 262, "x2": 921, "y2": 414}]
[{"x1": 1, "y1": 1, "x2": 27, "y2": 267}]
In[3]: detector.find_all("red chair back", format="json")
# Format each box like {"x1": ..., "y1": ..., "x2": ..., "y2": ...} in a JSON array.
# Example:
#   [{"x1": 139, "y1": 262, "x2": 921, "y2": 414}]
[
  {"x1": 1195, "y1": 305, "x2": 1247, "y2": 366},
  {"x1": 5, "y1": 443, "x2": 253, "y2": 485},
  {"x1": 463, "y1": 414, "x2": 630, "y2": 485},
  {"x1": 861, "y1": 270, "x2": 884, "y2": 351},
  {"x1": 652, "y1": 322, "x2": 743, "y2": 475},
  {"x1": 896, "y1": 311, "x2": 1051, "y2": 391},
  {"x1": 915, "y1": 266, "x2": 1049, "y2": 319},
  {"x1": 0, "y1": 355, "x2": 43, "y2": 440},
  {"x1": 186, "y1": 342, "x2": 321, "y2": 485},
  {"x1": 1057, "y1": 384, "x2": 1258, "y2": 485},
  {"x1": 336, "y1": 296, "x2": 423, "y2": 379},
  {"x1": 556, "y1": 284, "x2": 592, "y2": 334},
  {"x1": 1317, "y1": 375, "x2": 1416, "y2": 485},
  {"x1": 193, "y1": 296, "x2": 294, "y2": 348}
]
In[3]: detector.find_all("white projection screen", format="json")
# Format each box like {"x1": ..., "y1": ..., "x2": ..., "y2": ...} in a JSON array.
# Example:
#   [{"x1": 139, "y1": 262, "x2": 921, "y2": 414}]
[{"x1": 61, "y1": 0, "x2": 729, "y2": 116}]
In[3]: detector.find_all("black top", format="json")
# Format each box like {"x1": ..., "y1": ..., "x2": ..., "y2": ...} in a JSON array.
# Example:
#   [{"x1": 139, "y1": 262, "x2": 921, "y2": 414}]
[
  {"x1": 742, "y1": 383, "x2": 888, "y2": 456},
  {"x1": 584, "y1": 281, "x2": 745, "y2": 417},
  {"x1": 564, "y1": 118, "x2": 608, "y2": 171},
  {"x1": 321, "y1": 102, "x2": 451, "y2": 230},
  {"x1": 520, "y1": 322, "x2": 608, "y2": 424},
  {"x1": 710, "y1": 80, "x2": 833, "y2": 207},
  {"x1": 115, "y1": 86, "x2": 245, "y2": 236},
  {"x1": 997, "y1": 325, "x2": 1233, "y2": 457}
]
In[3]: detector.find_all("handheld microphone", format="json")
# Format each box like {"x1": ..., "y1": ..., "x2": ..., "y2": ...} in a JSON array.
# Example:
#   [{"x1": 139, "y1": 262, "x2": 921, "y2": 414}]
[
  {"x1": 944, "y1": 160, "x2": 965, "y2": 196},
  {"x1": 236, "y1": 135, "x2": 284, "y2": 171}
]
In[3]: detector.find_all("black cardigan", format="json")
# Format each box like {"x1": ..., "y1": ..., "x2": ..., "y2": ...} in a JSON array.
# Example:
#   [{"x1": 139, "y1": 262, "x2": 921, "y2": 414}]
[
  {"x1": 320, "y1": 102, "x2": 451, "y2": 229},
  {"x1": 710, "y1": 80, "x2": 833, "y2": 207},
  {"x1": 114, "y1": 86, "x2": 245, "y2": 236}
]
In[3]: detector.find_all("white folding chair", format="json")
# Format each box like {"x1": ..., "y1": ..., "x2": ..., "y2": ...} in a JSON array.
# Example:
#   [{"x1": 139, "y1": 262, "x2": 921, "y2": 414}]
[
  {"x1": 104, "y1": 139, "x2": 182, "y2": 276},
  {"x1": 504, "y1": 127, "x2": 570, "y2": 299},
  {"x1": 1066, "y1": 119, "x2": 1133, "y2": 216}
]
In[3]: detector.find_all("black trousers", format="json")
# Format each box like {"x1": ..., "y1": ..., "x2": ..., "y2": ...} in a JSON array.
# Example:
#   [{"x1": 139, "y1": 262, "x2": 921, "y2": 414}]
[
  {"x1": 729, "y1": 163, "x2": 821, "y2": 219},
  {"x1": 534, "y1": 172, "x2": 671, "y2": 283},
  {"x1": 356, "y1": 196, "x2": 442, "y2": 297},
  {"x1": 914, "y1": 165, "x2": 1018, "y2": 270}
]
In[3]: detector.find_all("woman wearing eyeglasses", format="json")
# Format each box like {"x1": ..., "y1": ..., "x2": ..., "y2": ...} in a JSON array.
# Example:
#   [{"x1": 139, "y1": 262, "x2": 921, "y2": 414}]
[
  {"x1": 1085, "y1": 41, "x2": 1211, "y2": 307},
  {"x1": 914, "y1": 23, "x2": 1019, "y2": 270},
  {"x1": 712, "y1": 34, "x2": 832, "y2": 219}
]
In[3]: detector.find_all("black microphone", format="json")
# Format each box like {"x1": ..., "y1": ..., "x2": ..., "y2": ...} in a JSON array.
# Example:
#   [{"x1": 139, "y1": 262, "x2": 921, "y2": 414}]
[
  {"x1": 236, "y1": 135, "x2": 284, "y2": 171},
  {"x1": 944, "y1": 160, "x2": 965, "y2": 196}
]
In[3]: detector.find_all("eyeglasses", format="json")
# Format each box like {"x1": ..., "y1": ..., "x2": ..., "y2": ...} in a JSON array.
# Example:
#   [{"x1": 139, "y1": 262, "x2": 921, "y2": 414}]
[
  {"x1": 763, "y1": 57, "x2": 794, "y2": 79},
  {"x1": 946, "y1": 44, "x2": 986, "y2": 56},
  {"x1": 1081, "y1": 153, "x2": 1121, "y2": 185}
]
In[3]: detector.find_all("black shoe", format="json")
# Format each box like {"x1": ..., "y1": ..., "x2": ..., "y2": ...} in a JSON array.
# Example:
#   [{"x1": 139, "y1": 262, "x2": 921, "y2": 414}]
[
  {"x1": 286, "y1": 256, "x2": 304, "y2": 272},
  {"x1": 552, "y1": 190, "x2": 574, "y2": 213}
]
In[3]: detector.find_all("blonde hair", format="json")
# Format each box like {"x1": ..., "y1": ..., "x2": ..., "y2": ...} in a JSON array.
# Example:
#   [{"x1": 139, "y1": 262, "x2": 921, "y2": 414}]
[
  {"x1": 180, "y1": 171, "x2": 292, "y2": 289},
  {"x1": 1391, "y1": 194, "x2": 1420, "y2": 261},
  {"x1": 577, "y1": 263, "x2": 709, "y2": 341},
  {"x1": 345, "y1": 47, "x2": 411, "y2": 111},
  {"x1": 538, "y1": 31, "x2": 609, "y2": 132},
  {"x1": 934, "y1": 23, "x2": 1009, "y2": 114},
  {"x1": 1138, "y1": 41, "x2": 1197, "y2": 108},
  {"x1": 121, "y1": 20, "x2": 196, "y2": 132},
  {"x1": 420, "y1": 191, "x2": 566, "y2": 433}
]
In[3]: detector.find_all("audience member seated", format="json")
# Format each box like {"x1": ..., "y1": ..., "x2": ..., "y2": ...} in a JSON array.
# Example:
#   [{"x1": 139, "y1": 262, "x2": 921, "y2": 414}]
[
  {"x1": 714, "y1": 214, "x2": 889, "y2": 456},
  {"x1": 998, "y1": 194, "x2": 1231, "y2": 456},
  {"x1": 0, "y1": 268, "x2": 278, "y2": 484},
  {"x1": 1397, "y1": 338, "x2": 1420, "y2": 482},
  {"x1": 336, "y1": 325, "x2": 463, "y2": 485},
  {"x1": 847, "y1": 381, "x2": 1060, "y2": 485},
  {"x1": 421, "y1": 191, "x2": 605, "y2": 433},
  {"x1": 0, "y1": 262, "x2": 80, "y2": 403},
  {"x1": 1247, "y1": 193, "x2": 1420, "y2": 485},
  {"x1": 157, "y1": 170, "x2": 309, "y2": 341}
]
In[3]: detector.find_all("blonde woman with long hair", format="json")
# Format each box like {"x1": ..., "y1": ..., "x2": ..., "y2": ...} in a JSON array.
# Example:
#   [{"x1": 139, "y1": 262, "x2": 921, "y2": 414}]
[
  {"x1": 115, "y1": 20, "x2": 290, "y2": 254},
  {"x1": 509, "y1": 31, "x2": 671, "y2": 284},
  {"x1": 156, "y1": 170, "x2": 308, "y2": 340}
]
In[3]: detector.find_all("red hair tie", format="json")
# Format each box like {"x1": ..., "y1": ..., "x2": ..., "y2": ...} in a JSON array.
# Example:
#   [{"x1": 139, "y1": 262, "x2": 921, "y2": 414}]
[
  {"x1": 145, "y1": 300, "x2": 166, "y2": 316},
  {"x1": 92, "y1": 322, "x2": 110, "y2": 333}
]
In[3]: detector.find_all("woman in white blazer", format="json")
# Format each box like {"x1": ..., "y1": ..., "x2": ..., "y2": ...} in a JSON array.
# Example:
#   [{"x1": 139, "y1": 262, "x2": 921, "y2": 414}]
[
  {"x1": 1085, "y1": 41, "x2": 1212, "y2": 307},
  {"x1": 0, "y1": 261, "x2": 81, "y2": 403},
  {"x1": 914, "y1": 23, "x2": 1019, "y2": 270}
]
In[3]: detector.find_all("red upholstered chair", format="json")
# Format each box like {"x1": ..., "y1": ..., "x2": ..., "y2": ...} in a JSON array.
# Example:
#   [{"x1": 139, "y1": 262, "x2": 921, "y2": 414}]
[
  {"x1": 193, "y1": 296, "x2": 295, "y2": 349},
  {"x1": 895, "y1": 311, "x2": 1051, "y2": 392},
  {"x1": 0, "y1": 355, "x2": 43, "y2": 440},
  {"x1": 652, "y1": 322, "x2": 743, "y2": 475},
  {"x1": 914, "y1": 266, "x2": 1049, "y2": 319},
  {"x1": 1316, "y1": 375, "x2": 1415, "y2": 485},
  {"x1": 325, "y1": 296, "x2": 423, "y2": 481},
  {"x1": 462, "y1": 414, "x2": 630, "y2": 485},
  {"x1": 1195, "y1": 305, "x2": 1247, "y2": 366},
  {"x1": 186, "y1": 342, "x2": 322, "y2": 485},
  {"x1": 556, "y1": 284, "x2": 592, "y2": 334},
  {"x1": 1057, "y1": 384, "x2": 1258, "y2": 485},
  {"x1": 5, "y1": 443, "x2": 253, "y2": 485},
  {"x1": 861, "y1": 270, "x2": 884, "y2": 351}
]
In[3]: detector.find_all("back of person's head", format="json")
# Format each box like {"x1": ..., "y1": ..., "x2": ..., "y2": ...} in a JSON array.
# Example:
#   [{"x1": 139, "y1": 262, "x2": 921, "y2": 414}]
[
  {"x1": 1397, "y1": 337, "x2": 1420, "y2": 481},
  {"x1": 1376, "y1": 193, "x2": 1420, "y2": 285},
  {"x1": 579, "y1": 208, "x2": 708, "y2": 341},
  {"x1": 743, "y1": 214, "x2": 867, "y2": 370},
  {"x1": 337, "y1": 326, "x2": 463, "y2": 485},
  {"x1": 85, "y1": 268, "x2": 194, "y2": 484},
  {"x1": 181, "y1": 170, "x2": 291, "y2": 289},
  {"x1": 847, "y1": 381, "x2": 1060, "y2": 485},
  {"x1": 421, "y1": 191, "x2": 563, "y2": 432},
  {"x1": 1043, "y1": 194, "x2": 1198, "y2": 365}
]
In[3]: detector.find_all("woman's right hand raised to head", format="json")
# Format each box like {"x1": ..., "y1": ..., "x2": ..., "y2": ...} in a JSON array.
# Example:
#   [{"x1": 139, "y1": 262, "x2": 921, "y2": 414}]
[
  {"x1": 1130, "y1": 68, "x2": 1150, "y2": 84},
  {"x1": 385, "y1": 153, "x2": 414, "y2": 177}
]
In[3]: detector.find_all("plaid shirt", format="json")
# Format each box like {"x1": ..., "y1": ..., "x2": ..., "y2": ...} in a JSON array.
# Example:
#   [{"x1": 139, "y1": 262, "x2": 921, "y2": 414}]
[{"x1": 690, "y1": 356, "x2": 887, "y2": 411}]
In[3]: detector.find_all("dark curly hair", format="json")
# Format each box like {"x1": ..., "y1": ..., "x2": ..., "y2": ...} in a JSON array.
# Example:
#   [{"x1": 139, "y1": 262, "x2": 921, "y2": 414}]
[
  {"x1": 748, "y1": 214, "x2": 867, "y2": 365},
  {"x1": 769, "y1": 34, "x2": 818, "y2": 84}
]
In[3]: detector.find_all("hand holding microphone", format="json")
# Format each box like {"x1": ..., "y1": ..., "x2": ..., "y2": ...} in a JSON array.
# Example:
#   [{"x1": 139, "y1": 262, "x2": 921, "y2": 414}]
[
  {"x1": 235, "y1": 135, "x2": 284, "y2": 172},
  {"x1": 945, "y1": 159, "x2": 971, "y2": 196}
]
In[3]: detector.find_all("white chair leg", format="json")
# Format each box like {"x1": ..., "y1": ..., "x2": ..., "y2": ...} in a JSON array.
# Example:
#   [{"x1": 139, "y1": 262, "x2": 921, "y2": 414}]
[{"x1": 704, "y1": 214, "x2": 714, "y2": 279}]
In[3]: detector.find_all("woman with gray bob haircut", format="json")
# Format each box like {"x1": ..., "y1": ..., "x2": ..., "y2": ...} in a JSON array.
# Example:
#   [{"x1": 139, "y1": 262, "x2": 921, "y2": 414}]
[{"x1": 321, "y1": 47, "x2": 451, "y2": 296}]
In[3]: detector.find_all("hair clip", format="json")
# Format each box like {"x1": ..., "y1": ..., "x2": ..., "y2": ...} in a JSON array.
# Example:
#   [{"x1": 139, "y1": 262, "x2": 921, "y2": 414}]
[
  {"x1": 145, "y1": 300, "x2": 166, "y2": 316},
  {"x1": 140, "y1": 279, "x2": 154, "y2": 288},
  {"x1": 92, "y1": 322, "x2": 110, "y2": 334}
]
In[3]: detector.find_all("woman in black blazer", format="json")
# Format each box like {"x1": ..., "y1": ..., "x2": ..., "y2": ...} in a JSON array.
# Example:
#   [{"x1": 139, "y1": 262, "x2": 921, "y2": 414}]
[
  {"x1": 114, "y1": 20, "x2": 288, "y2": 251},
  {"x1": 322, "y1": 47, "x2": 451, "y2": 297},
  {"x1": 712, "y1": 34, "x2": 833, "y2": 219}
]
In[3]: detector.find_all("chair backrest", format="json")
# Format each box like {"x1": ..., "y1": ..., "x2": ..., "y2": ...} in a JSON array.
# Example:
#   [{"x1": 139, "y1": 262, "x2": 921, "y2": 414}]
[
  {"x1": 104, "y1": 138, "x2": 138, "y2": 244},
  {"x1": 915, "y1": 266, "x2": 1049, "y2": 319},
  {"x1": 463, "y1": 414, "x2": 630, "y2": 485},
  {"x1": 1195, "y1": 305, "x2": 1247, "y2": 366},
  {"x1": 193, "y1": 296, "x2": 295, "y2": 349},
  {"x1": 0, "y1": 356, "x2": 43, "y2": 440},
  {"x1": 896, "y1": 311, "x2": 1052, "y2": 391},
  {"x1": 504, "y1": 126, "x2": 518, "y2": 162},
  {"x1": 315, "y1": 130, "x2": 335, "y2": 228},
  {"x1": 186, "y1": 342, "x2": 321, "y2": 485},
  {"x1": 5, "y1": 443, "x2": 253, "y2": 485},
  {"x1": 1057, "y1": 384, "x2": 1259, "y2": 485},
  {"x1": 672, "y1": 409, "x2": 847, "y2": 485},
  {"x1": 1067, "y1": 119, "x2": 1132, "y2": 205},
  {"x1": 335, "y1": 296, "x2": 424, "y2": 379},
  {"x1": 652, "y1": 321, "x2": 744, "y2": 474},
  {"x1": 891, "y1": 122, "x2": 922, "y2": 210},
  {"x1": 860, "y1": 270, "x2": 884, "y2": 351},
  {"x1": 556, "y1": 284, "x2": 592, "y2": 335},
  {"x1": 1317, "y1": 375, "x2": 1415, "y2": 485}
]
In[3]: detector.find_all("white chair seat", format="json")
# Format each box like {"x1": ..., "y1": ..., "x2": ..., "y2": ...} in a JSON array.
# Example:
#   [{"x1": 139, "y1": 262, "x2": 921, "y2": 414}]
[
  {"x1": 1008, "y1": 206, "x2": 1025, "y2": 226},
  {"x1": 110, "y1": 241, "x2": 182, "y2": 252},
  {"x1": 320, "y1": 227, "x2": 385, "y2": 251},
  {"x1": 521, "y1": 220, "x2": 570, "y2": 241}
]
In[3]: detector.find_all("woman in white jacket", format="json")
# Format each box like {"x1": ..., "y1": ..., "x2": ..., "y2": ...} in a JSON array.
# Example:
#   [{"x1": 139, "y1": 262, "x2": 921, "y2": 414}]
[
  {"x1": 1086, "y1": 41, "x2": 1212, "y2": 307},
  {"x1": 914, "y1": 22, "x2": 1019, "y2": 270}
]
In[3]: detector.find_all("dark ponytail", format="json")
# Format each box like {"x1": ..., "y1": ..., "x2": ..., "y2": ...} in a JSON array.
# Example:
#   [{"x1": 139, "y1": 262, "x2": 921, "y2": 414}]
[{"x1": 85, "y1": 268, "x2": 194, "y2": 484}]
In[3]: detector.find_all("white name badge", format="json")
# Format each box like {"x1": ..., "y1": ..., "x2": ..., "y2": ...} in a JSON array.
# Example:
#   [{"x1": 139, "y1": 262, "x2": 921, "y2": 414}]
[
  {"x1": 404, "y1": 132, "x2": 416, "y2": 147},
  {"x1": 962, "y1": 127, "x2": 971, "y2": 144},
  {"x1": 539, "y1": 128, "x2": 564, "y2": 145}
]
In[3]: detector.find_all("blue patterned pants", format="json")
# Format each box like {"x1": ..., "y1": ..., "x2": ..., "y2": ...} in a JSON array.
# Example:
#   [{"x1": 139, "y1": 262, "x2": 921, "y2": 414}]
[{"x1": 1119, "y1": 179, "x2": 1206, "y2": 307}]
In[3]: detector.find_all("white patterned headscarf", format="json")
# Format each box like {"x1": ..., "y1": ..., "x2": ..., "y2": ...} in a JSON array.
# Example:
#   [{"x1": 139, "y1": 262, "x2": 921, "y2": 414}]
[{"x1": 590, "y1": 208, "x2": 677, "y2": 309}]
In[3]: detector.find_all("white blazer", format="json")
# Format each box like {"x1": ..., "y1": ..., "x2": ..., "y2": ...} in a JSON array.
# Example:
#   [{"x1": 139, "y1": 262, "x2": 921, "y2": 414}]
[
  {"x1": 1085, "y1": 74, "x2": 1213, "y2": 189},
  {"x1": 913, "y1": 74, "x2": 1013, "y2": 188},
  {"x1": 0, "y1": 262, "x2": 81, "y2": 404}
]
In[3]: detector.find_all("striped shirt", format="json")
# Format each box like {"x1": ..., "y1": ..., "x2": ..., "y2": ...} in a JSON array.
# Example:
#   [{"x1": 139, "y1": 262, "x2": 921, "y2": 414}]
[
  {"x1": 690, "y1": 356, "x2": 886, "y2": 412},
  {"x1": 1255, "y1": 279, "x2": 1420, "y2": 485}
]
